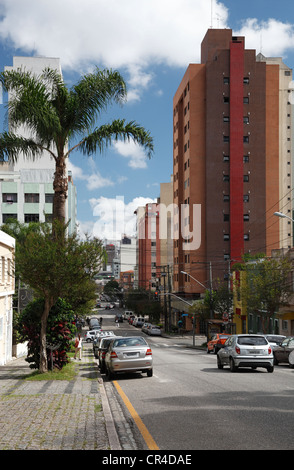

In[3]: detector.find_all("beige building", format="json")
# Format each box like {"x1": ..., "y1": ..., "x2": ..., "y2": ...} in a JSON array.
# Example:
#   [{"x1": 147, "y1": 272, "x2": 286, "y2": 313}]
[{"x1": 0, "y1": 230, "x2": 15, "y2": 365}]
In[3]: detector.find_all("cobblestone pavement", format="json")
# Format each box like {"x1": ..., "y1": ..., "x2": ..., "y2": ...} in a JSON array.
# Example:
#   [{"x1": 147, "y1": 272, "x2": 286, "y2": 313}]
[{"x1": 0, "y1": 344, "x2": 137, "y2": 451}]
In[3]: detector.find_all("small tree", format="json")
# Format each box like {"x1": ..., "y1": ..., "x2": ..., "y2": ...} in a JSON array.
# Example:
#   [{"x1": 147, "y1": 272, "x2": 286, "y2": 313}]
[
  {"x1": 234, "y1": 255, "x2": 292, "y2": 333},
  {"x1": 16, "y1": 221, "x2": 106, "y2": 372},
  {"x1": 18, "y1": 298, "x2": 76, "y2": 370}
]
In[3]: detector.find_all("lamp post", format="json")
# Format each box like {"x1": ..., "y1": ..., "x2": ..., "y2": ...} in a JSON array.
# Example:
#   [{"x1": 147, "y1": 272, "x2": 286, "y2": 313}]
[
  {"x1": 160, "y1": 292, "x2": 196, "y2": 346},
  {"x1": 274, "y1": 211, "x2": 294, "y2": 223},
  {"x1": 181, "y1": 270, "x2": 213, "y2": 343}
]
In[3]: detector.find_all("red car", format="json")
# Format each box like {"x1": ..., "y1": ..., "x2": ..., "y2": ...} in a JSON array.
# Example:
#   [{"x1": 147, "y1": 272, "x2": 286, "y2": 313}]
[{"x1": 207, "y1": 333, "x2": 231, "y2": 354}]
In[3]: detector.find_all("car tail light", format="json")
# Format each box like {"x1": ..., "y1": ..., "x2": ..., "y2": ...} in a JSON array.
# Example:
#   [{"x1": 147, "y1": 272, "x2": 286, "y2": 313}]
[
  {"x1": 146, "y1": 348, "x2": 152, "y2": 355},
  {"x1": 110, "y1": 351, "x2": 117, "y2": 358},
  {"x1": 268, "y1": 346, "x2": 272, "y2": 355},
  {"x1": 235, "y1": 346, "x2": 241, "y2": 354}
]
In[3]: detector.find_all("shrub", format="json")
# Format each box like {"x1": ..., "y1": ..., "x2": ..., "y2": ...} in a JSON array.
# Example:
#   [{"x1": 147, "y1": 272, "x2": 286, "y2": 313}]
[{"x1": 18, "y1": 298, "x2": 76, "y2": 370}]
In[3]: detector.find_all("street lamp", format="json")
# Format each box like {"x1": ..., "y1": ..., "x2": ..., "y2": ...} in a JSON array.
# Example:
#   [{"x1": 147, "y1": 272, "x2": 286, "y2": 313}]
[
  {"x1": 181, "y1": 270, "x2": 214, "y2": 343},
  {"x1": 181, "y1": 271, "x2": 206, "y2": 289},
  {"x1": 274, "y1": 211, "x2": 294, "y2": 223}
]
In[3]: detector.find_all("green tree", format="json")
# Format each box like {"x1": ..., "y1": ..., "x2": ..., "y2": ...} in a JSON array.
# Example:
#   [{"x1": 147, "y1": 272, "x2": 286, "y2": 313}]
[
  {"x1": 0, "y1": 67, "x2": 154, "y2": 223},
  {"x1": 18, "y1": 298, "x2": 76, "y2": 370},
  {"x1": 16, "y1": 220, "x2": 106, "y2": 372},
  {"x1": 234, "y1": 255, "x2": 292, "y2": 333}
]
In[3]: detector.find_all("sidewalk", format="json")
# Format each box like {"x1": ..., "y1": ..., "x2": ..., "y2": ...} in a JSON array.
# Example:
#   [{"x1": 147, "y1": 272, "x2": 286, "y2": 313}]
[{"x1": 0, "y1": 346, "x2": 122, "y2": 451}]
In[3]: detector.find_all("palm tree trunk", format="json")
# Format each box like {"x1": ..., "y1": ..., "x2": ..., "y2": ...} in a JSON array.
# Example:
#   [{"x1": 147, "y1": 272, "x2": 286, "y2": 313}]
[{"x1": 52, "y1": 156, "x2": 68, "y2": 223}]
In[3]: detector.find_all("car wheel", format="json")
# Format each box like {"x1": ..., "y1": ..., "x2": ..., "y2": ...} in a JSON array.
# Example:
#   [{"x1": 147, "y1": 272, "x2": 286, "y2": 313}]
[
  {"x1": 147, "y1": 368, "x2": 153, "y2": 377},
  {"x1": 229, "y1": 357, "x2": 237, "y2": 372},
  {"x1": 217, "y1": 356, "x2": 223, "y2": 370},
  {"x1": 267, "y1": 365, "x2": 274, "y2": 373}
]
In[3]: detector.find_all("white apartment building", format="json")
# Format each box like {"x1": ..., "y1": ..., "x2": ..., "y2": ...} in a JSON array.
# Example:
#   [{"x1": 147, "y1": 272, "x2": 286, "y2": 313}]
[{"x1": 0, "y1": 230, "x2": 15, "y2": 365}]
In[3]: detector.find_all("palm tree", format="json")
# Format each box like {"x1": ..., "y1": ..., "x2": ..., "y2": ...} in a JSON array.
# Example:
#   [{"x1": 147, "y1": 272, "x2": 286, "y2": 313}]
[{"x1": 0, "y1": 67, "x2": 154, "y2": 223}]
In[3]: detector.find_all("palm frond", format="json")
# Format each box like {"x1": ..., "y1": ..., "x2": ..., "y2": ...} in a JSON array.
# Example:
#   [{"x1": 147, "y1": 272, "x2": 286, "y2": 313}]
[
  {"x1": 0, "y1": 132, "x2": 46, "y2": 163},
  {"x1": 68, "y1": 68, "x2": 127, "y2": 134},
  {"x1": 75, "y1": 119, "x2": 154, "y2": 159}
]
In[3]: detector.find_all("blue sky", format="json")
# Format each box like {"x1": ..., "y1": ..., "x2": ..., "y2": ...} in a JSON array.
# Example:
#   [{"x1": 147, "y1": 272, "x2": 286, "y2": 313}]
[{"x1": 0, "y1": 0, "x2": 294, "y2": 240}]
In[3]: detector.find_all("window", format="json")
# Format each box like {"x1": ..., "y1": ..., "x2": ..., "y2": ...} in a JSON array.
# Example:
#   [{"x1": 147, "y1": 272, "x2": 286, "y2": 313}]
[
  {"x1": 243, "y1": 77, "x2": 249, "y2": 84},
  {"x1": 223, "y1": 136, "x2": 229, "y2": 142},
  {"x1": 243, "y1": 155, "x2": 249, "y2": 163},
  {"x1": 25, "y1": 193, "x2": 39, "y2": 203},
  {"x1": 243, "y1": 195, "x2": 249, "y2": 203},
  {"x1": 223, "y1": 195, "x2": 230, "y2": 202},
  {"x1": 223, "y1": 77, "x2": 229, "y2": 84},
  {"x1": 243, "y1": 116, "x2": 249, "y2": 124},
  {"x1": 223, "y1": 155, "x2": 230, "y2": 162},
  {"x1": 224, "y1": 234, "x2": 230, "y2": 241},
  {"x1": 223, "y1": 116, "x2": 230, "y2": 122},
  {"x1": 2, "y1": 214, "x2": 17, "y2": 223},
  {"x1": 25, "y1": 214, "x2": 39, "y2": 223},
  {"x1": 3, "y1": 193, "x2": 17, "y2": 203},
  {"x1": 244, "y1": 234, "x2": 250, "y2": 241},
  {"x1": 244, "y1": 214, "x2": 249, "y2": 221},
  {"x1": 223, "y1": 96, "x2": 229, "y2": 103},
  {"x1": 223, "y1": 175, "x2": 230, "y2": 182},
  {"x1": 45, "y1": 193, "x2": 54, "y2": 203},
  {"x1": 224, "y1": 214, "x2": 230, "y2": 222},
  {"x1": 243, "y1": 175, "x2": 249, "y2": 182},
  {"x1": 243, "y1": 97, "x2": 249, "y2": 104},
  {"x1": 243, "y1": 136, "x2": 249, "y2": 143}
]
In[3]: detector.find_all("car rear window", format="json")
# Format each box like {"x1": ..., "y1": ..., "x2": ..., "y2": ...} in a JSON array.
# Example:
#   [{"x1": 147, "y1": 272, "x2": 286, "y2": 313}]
[
  {"x1": 113, "y1": 337, "x2": 147, "y2": 347},
  {"x1": 237, "y1": 336, "x2": 268, "y2": 346}
]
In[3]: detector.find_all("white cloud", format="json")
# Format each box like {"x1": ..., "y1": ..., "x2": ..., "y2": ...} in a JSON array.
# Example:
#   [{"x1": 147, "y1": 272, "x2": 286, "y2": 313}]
[
  {"x1": 0, "y1": 0, "x2": 228, "y2": 97},
  {"x1": 68, "y1": 160, "x2": 114, "y2": 190},
  {"x1": 113, "y1": 141, "x2": 148, "y2": 169},
  {"x1": 235, "y1": 18, "x2": 294, "y2": 57},
  {"x1": 1, "y1": 1, "x2": 294, "y2": 99},
  {"x1": 89, "y1": 195, "x2": 156, "y2": 240}
]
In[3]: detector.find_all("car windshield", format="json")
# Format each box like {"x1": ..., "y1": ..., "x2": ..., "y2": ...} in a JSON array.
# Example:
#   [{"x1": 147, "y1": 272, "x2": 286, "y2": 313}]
[
  {"x1": 113, "y1": 337, "x2": 147, "y2": 348},
  {"x1": 237, "y1": 336, "x2": 267, "y2": 346}
]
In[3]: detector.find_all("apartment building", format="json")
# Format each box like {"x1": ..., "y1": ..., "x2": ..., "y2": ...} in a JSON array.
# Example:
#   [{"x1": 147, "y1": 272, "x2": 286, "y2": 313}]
[
  {"x1": 173, "y1": 28, "x2": 293, "y2": 296},
  {"x1": 0, "y1": 230, "x2": 15, "y2": 365}
]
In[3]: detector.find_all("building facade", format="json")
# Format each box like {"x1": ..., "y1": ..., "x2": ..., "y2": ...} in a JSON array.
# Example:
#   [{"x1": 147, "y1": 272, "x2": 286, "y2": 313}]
[
  {"x1": 0, "y1": 230, "x2": 15, "y2": 365},
  {"x1": 173, "y1": 28, "x2": 293, "y2": 299}
]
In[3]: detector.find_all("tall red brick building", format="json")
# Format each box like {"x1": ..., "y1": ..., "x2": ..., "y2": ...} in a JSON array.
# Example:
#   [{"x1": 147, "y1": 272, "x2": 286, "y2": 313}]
[{"x1": 173, "y1": 29, "x2": 293, "y2": 296}]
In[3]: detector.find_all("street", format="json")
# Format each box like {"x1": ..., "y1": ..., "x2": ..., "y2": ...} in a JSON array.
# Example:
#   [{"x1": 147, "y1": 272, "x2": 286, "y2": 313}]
[{"x1": 90, "y1": 309, "x2": 294, "y2": 450}]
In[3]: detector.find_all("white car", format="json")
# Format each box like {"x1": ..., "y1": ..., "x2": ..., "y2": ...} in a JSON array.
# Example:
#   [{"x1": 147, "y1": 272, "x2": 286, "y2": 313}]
[
  {"x1": 84, "y1": 330, "x2": 100, "y2": 342},
  {"x1": 147, "y1": 325, "x2": 162, "y2": 336},
  {"x1": 217, "y1": 334, "x2": 274, "y2": 372}
]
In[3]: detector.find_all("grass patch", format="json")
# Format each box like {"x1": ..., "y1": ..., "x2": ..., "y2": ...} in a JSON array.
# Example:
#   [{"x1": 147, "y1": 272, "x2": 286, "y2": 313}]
[{"x1": 24, "y1": 360, "x2": 78, "y2": 381}]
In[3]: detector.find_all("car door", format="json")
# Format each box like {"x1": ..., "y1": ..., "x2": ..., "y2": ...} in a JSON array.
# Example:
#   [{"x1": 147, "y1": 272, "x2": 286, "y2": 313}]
[
  {"x1": 219, "y1": 337, "x2": 232, "y2": 364},
  {"x1": 277, "y1": 339, "x2": 290, "y2": 362}
]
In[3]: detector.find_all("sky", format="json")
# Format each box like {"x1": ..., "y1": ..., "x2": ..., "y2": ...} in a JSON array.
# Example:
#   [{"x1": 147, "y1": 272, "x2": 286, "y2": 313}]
[{"x1": 1, "y1": 0, "x2": 294, "y2": 241}]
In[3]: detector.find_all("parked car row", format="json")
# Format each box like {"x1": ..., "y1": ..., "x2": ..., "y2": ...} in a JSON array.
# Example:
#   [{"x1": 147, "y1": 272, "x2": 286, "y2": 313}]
[
  {"x1": 93, "y1": 332, "x2": 153, "y2": 379},
  {"x1": 129, "y1": 317, "x2": 162, "y2": 336}
]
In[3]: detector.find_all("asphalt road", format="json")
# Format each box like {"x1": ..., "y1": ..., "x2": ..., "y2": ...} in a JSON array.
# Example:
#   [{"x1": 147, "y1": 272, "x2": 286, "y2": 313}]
[{"x1": 92, "y1": 309, "x2": 294, "y2": 450}]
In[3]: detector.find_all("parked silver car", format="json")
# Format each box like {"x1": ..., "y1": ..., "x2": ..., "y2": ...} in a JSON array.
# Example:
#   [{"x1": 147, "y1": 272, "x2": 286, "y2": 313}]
[
  {"x1": 105, "y1": 336, "x2": 153, "y2": 379},
  {"x1": 147, "y1": 325, "x2": 162, "y2": 336},
  {"x1": 217, "y1": 334, "x2": 274, "y2": 373}
]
